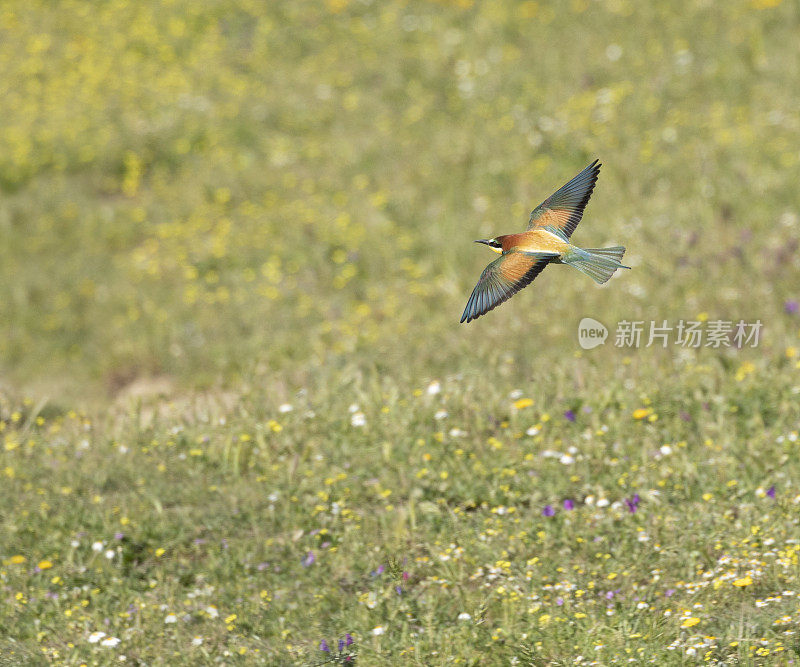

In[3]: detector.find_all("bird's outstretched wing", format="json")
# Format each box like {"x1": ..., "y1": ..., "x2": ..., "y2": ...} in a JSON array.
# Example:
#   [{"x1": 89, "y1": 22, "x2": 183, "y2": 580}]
[
  {"x1": 461, "y1": 251, "x2": 552, "y2": 323},
  {"x1": 527, "y1": 160, "x2": 601, "y2": 238}
]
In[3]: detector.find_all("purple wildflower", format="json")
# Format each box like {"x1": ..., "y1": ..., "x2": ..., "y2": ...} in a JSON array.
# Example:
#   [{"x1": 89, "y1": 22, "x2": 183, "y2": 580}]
[
  {"x1": 564, "y1": 409, "x2": 576, "y2": 422},
  {"x1": 402, "y1": 571, "x2": 409, "y2": 581},
  {"x1": 257, "y1": 562, "x2": 269, "y2": 571},
  {"x1": 302, "y1": 551, "x2": 315, "y2": 567},
  {"x1": 786, "y1": 299, "x2": 799, "y2": 314},
  {"x1": 625, "y1": 494, "x2": 640, "y2": 513},
  {"x1": 556, "y1": 596, "x2": 564, "y2": 606},
  {"x1": 542, "y1": 504, "x2": 555, "y2": 517},
  {"x1": 605, "y1": 590, "x2": 615, "y2": 600},
  {"x1": 665, "y1": 588, "x2": 675, "y2": 597},
  {"x1": 320, "y1": 639, "x2": 330, "y2": 652},
  {"x1": 346, "y1": 633, "x2": 354, "y2": 646},
  {"x1": 338, "y1": 638, "x2": 345, "y2": 652},
  {"x1": 376, "y1": 564, "x2": 385, "y2": 575},
  {"x1": 563, "y1": 499, "x2": 574, "y2": 511},
  {"x1": 767, "y1": 485, "x2": 776, "y2": 499},
  {"x1": 114, "y1": 532, "x2": 124, "y2": 540},
  {"x1": 395, "y1": 585, "x2": 402, "y2": 595}
]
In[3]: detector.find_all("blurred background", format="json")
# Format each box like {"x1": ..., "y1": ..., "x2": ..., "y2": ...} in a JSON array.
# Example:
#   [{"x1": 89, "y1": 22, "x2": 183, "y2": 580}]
[{"x1": 0, "y1": 0, "x2": 797, "y2": 400}]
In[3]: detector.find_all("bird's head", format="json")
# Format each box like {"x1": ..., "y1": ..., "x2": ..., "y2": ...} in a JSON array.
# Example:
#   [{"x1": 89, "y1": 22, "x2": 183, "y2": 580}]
[{"x1": 475, "y1": 238, "x2": 503, "y2": 254}]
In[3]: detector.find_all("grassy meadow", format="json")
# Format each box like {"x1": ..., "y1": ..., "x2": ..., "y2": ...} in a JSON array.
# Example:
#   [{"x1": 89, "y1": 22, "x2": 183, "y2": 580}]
[{"x1": 2, "y1": 0, "x2": 800, "y2": 663}]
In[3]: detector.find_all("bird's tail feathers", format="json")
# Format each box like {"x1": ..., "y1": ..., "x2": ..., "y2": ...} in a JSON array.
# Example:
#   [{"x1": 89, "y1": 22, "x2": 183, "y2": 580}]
[
  {"x1": 564, "y1": 246, "x2": 629, "y2": 285},
  {"x1": 582, "y1": 246, "x2": 628, "y2": 263}
]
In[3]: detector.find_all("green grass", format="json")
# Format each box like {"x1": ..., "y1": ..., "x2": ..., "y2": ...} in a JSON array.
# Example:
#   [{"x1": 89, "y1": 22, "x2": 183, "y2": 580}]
[{"x1": 1, "y1": 0, "x2": 800, "y2": 664}]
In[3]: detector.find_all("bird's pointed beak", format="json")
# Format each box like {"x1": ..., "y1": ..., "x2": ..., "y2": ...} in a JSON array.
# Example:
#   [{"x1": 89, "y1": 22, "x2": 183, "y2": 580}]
[{"x1": 474, "y1": 239, "x2": 490, "y2": 246}]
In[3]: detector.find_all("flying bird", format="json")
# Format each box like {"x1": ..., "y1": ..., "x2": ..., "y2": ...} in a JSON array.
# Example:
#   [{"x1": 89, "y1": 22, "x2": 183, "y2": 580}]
[{"x1": 461, "y1": 160, "x2": 629, "y2": 324}]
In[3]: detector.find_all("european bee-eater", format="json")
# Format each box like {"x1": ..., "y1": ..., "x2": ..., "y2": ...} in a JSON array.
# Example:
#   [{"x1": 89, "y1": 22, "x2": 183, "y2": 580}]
[{"x1": 461, "y1": 160, "x2": 629, "y2": 323}]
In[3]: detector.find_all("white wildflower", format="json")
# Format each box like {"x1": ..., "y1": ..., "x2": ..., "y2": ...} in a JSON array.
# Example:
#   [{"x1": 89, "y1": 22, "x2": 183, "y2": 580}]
[{"x1": 606, "y1": 44, "x2": 622, "y2": 61}]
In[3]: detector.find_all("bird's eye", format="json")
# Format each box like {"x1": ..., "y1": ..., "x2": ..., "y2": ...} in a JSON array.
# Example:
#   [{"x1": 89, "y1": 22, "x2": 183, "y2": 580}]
[{"x1": 490, "y1": 239, "x2": 501, "y2": 248}]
